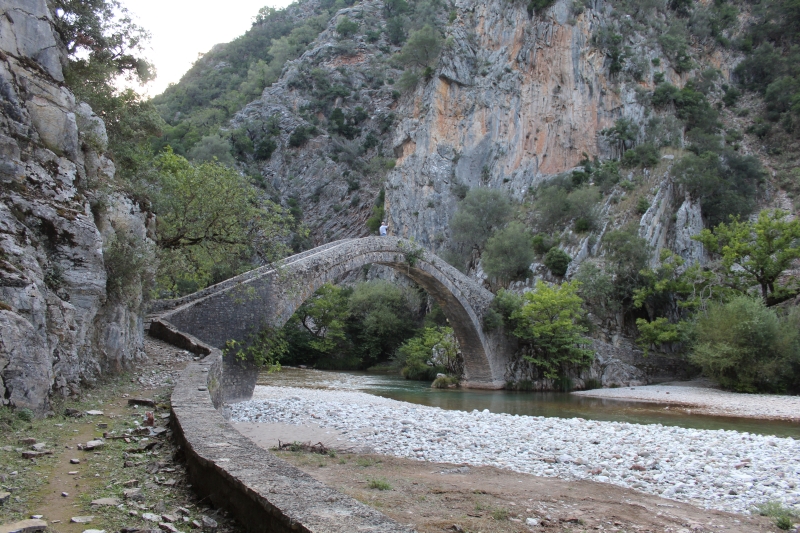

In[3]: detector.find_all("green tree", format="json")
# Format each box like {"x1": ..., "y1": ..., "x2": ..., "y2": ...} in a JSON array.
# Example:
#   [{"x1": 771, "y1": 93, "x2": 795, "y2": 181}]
[
  {"x1": 386, "y1": 17, "x2": 407, "y2": 45},
  {"x1": 450, "y1": 188, "x2": 511, "y2": 252},
  {"x1": 384, "y1": 0, "x2": 410, "y2": 17},
  {"x1": 603, "y1": 226, "x2": 652, "y2": 305},
  {"x1": 690, "y1": 296, "x2": 800, "y2": 393},
  {"x1": 397, "y1": 326, "x2": 460, "y2": 380},
  {"x1": 672, "y1": 151, "x2": 763, "y2": 227},
  {"x1": 482, "y1": 222, "x2": 535, "y2": 281},
  {"x1": 575, "y1": 261, "x2": 619, "y2": 320},
  {"x1": 293, "y1": 283, "x2": 349, "y2": 353},
  {"x1": 543, "y1": 248, "x2": 571, "y2": 277},
  {"x1": 396, "y1": 25, "x2": 443, "y2": 70},
  {"x1": 336, "y1": 18, "x2": 359, "y2": 38},
  {"x1": 347, "y1": 280, "x2": 420, "y2": 366},
  {"x1": 187, "y1": 134, "x2": 236, "y2": 166},
  {"x1": 693, "y1": 209, "x2": 800, "y2": 302},
  {"x1": 510, "y1": 281, "x2": 594, "y2": 379},
  {"x1": 53, "y1": 0, "x2": 153, "y2": 88},
  {"x1": 532, "y1": 185, "x2": 600, "y2": 232},
  {"x1": 152, "y1": 149, "x2": 293, "y2": 293},
  {"x1": 600, "y1": 117, "x2": 637, "y2": 154}
]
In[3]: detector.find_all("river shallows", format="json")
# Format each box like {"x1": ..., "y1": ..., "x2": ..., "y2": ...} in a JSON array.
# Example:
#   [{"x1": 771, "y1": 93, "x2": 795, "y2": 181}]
[{"x1": 257, "y1": 368, "x2": 800, "y2": 438}]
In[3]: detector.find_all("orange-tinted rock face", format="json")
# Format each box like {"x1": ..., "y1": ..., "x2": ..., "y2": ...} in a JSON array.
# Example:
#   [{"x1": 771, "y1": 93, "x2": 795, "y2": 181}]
[{"x1": 386, "y1": 0, "x2": 642, "y2": 248}]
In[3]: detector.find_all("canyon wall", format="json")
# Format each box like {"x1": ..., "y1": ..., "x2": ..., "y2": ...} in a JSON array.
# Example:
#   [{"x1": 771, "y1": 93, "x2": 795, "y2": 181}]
[{"x1": 0, "y1": 0, "x2": 149, "y2": 411}]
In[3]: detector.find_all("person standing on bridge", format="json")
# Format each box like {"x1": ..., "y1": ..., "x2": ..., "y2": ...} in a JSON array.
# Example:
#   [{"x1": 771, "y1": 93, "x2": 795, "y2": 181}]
[{"x1": 379, "y1": 221, "x2": 388, "y2": 236}]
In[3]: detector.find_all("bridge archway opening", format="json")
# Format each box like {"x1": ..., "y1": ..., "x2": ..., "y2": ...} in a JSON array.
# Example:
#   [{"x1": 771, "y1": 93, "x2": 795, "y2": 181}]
[{"x1": 274, "y1": 255, "x2": 493, "y2": 385}]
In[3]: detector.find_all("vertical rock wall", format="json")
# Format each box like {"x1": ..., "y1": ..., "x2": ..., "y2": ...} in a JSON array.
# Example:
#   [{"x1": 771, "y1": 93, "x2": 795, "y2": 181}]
[{"x1": 0, "y1": 0, "x2": 148, "y2": 411}]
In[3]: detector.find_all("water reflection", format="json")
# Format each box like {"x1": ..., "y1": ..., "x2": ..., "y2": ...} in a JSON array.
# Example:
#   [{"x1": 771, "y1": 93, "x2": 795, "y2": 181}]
[{"x1": 257, "y1": 368, "x2": 800, "y2": 438}]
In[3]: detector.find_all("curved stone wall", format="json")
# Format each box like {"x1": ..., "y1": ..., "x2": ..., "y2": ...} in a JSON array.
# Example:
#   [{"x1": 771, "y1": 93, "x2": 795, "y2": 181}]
[{"x1": 164, "y1": 323, "x2": 413, "y2": 533}]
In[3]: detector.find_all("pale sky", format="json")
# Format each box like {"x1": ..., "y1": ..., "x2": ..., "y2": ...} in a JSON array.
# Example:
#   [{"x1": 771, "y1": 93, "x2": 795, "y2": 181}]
[{"x1": 129, "y1": 0, "x2": 294, "y2": 97}]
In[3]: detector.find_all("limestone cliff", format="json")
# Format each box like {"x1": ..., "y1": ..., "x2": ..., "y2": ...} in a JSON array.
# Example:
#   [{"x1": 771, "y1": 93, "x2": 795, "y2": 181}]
[
  {"x1": 183, "y1": 0, "x2": 787, "y2": 387},
  {"x1": 0, "y1": 0, "x2": 149, "y2": 411}
]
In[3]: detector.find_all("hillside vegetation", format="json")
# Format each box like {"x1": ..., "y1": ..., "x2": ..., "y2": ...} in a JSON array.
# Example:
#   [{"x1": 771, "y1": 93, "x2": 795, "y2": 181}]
[{"x1": 59, "y1": 0, "x2": 800, "y2": 392}]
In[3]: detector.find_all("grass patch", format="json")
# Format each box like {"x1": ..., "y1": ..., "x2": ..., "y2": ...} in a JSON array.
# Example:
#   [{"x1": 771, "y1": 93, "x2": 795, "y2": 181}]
[
  {"x1": 756, "y1": 501, "x2": 799, "y2": 530},
  {"x1": 367, "y1": 478, "x2": 392, "y2": 490},
  {"x1": 491, "y1": 507, "x2": 509, "y2": 521}
]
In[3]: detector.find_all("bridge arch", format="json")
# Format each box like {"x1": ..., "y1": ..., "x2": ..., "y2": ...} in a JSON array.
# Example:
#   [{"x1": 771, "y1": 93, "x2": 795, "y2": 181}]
[{"x1": 157, "y1": 237, "x2": 513, "y2": 390}]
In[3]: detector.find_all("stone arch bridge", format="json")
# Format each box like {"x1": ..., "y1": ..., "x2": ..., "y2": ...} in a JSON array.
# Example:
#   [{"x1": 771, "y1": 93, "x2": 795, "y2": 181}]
[{"x1": 153, "y1": 237, "x2": 514, "y2": 390}]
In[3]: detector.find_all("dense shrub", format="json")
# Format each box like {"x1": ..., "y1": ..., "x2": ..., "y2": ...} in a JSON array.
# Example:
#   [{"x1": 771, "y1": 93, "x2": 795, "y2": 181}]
[
  {"x1": 347, "y1": 280, "x2": 421, "y2": 367},
  {"x1": 527, "y1": 0, "x2": 556, "y2": 16},
  {"x1": 533, "y1": 184, "x2": 600, "y2": 231},
  {"x1": 543, "y1": 248, "x2": 571, "y2": 276},
  {"x1": 690, "y1": 296, "x2": 800, "y2": 393},
  {"x1": 449, "y1": 188, "x2": 511, "y2": 252},
  {"x1": 104, "y1": 229, "x2": 155, "y2": 306},
  {"x1": 281, "y1": 279, "x2": 425, "y2": 370},
  {"x1": 365, "y1": 189, "x2": 385, "y2": 233},
  {"x1": 602, "y1": 226, "x2": 651, "y2": 306},
  {"x1": 481, "y1": 222, "x2": 535, "y2": 281},
  {"x1": 636, "y1": 196, "x2": 650, "y2": 214},
  {"x1": 397, "y1": 326, "x2": 461, "y2": 380},
  {"x1": 621, "y1": 143, "x2": 659, "y2": 168},
  {"x1": 510, "y1": 281, "x2": 594, "y2": 379},
  {"x1": 336, "y1": 18, "x2": 359, "y2": 38},
  {"x1": 672, "y1": 150, "x2": 763, "y2": 227},
  {"x1": 575, "y1": 261, "x2": 619, "y2": 319},
  {"x1": 288, "y1": 125, "x2": 318, "y2": 147},
  {"x1": 187, "y1": 134, "x2": 236, "y2": 166},
  {"x1": 531, "y1": 234, "x2": 557, "y2": 255}
]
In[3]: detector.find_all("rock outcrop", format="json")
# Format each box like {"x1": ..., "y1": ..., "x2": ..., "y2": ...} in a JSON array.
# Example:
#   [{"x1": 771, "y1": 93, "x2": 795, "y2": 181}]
[{"x1": 0, "y1": 0, "x2": 148, "y2": 411}]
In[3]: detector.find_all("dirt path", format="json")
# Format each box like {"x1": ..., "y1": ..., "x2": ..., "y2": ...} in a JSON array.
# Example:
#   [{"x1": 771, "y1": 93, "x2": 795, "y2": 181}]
[{"x1": 0, "y1": 337, "x2": 241, "y2": 533}]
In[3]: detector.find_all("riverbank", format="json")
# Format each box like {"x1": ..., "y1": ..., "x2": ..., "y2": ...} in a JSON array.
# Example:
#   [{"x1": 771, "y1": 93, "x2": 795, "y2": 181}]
[
  {"x1": 230, "y1": 386, "x2": 800, "y2": 516},
  {"x1": 273, "y1": 448, "x2": 777, "y2": 532},
  {"x1": 572, "y1": 380, "x2": 800, "y2": 421}
]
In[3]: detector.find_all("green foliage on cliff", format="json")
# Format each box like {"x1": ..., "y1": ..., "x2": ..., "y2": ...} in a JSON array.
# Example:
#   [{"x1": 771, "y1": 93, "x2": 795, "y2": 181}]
[
  {"x1": 449, "y1": 188, "x2": 511, "y2": 253},
  {"x1": 735, "y1": 0, "x2": 800, "y2": 134},
  {"x1": 150, "y1": 3, "x2": 343, "y2": 155},
  {"x1": 693, "y1": 210, "x2": 800, "y2": 303},
  {"x1": 482, "y1": 222, "x2": 535, "y2": 281},
  {"x1": 152, "y1": 149, "x2": 295, "y2": 295},
  {"x1": 54, "y1": 0, "x2": 153, "y2": 89},
  {"x1": 543, "y1": 248, "x2": 571, "y2": 277},
  {"x1": 395, "y1": 25, "x2": 443, "y2": 91}
]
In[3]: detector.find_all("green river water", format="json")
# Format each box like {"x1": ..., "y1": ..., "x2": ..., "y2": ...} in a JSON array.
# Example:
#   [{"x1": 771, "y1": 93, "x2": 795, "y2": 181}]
[{"x1": 257, "y1": 368, "x2": 800, "y2": 438}]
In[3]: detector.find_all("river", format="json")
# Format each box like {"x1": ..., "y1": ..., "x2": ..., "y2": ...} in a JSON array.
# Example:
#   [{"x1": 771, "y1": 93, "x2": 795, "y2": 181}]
[{"x1": 257, "y1": 367, "x2": 800, "y2": 438}]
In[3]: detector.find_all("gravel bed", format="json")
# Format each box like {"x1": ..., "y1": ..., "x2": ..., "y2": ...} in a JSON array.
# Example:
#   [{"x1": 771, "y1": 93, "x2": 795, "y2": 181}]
[
  {"x1": 572, "y1": 383, "x2": 800, "y2": 421},
  {"x1": 230, "y1": 386, "x2": 800, "y2": 515}
]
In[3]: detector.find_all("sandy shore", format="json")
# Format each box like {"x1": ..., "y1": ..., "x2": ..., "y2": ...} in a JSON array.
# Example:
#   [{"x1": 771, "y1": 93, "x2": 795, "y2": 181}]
[{"x1": 572, "y1": 380, "x2": 800, "y2": 421}]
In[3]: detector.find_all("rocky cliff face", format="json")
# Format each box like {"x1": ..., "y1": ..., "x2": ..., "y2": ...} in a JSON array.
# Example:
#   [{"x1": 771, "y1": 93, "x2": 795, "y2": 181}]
[
  {"x1": 0, "y1": 0, "x2": 149, "y2": 412},
  {"x1": 224, "y1": 0, "x2": 746, "y2": 386}
]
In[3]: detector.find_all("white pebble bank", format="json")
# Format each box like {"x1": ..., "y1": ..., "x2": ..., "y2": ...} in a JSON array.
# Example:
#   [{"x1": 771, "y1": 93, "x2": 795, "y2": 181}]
[{"x1": 230, "y1": 386, "x2": 800, "y2": 514}]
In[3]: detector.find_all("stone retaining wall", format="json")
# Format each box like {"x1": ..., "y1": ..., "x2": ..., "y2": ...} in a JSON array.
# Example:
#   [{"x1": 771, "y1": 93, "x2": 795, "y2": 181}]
[{"x1": 158, "y1": 319, "x2": 413, "y2": 533}]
